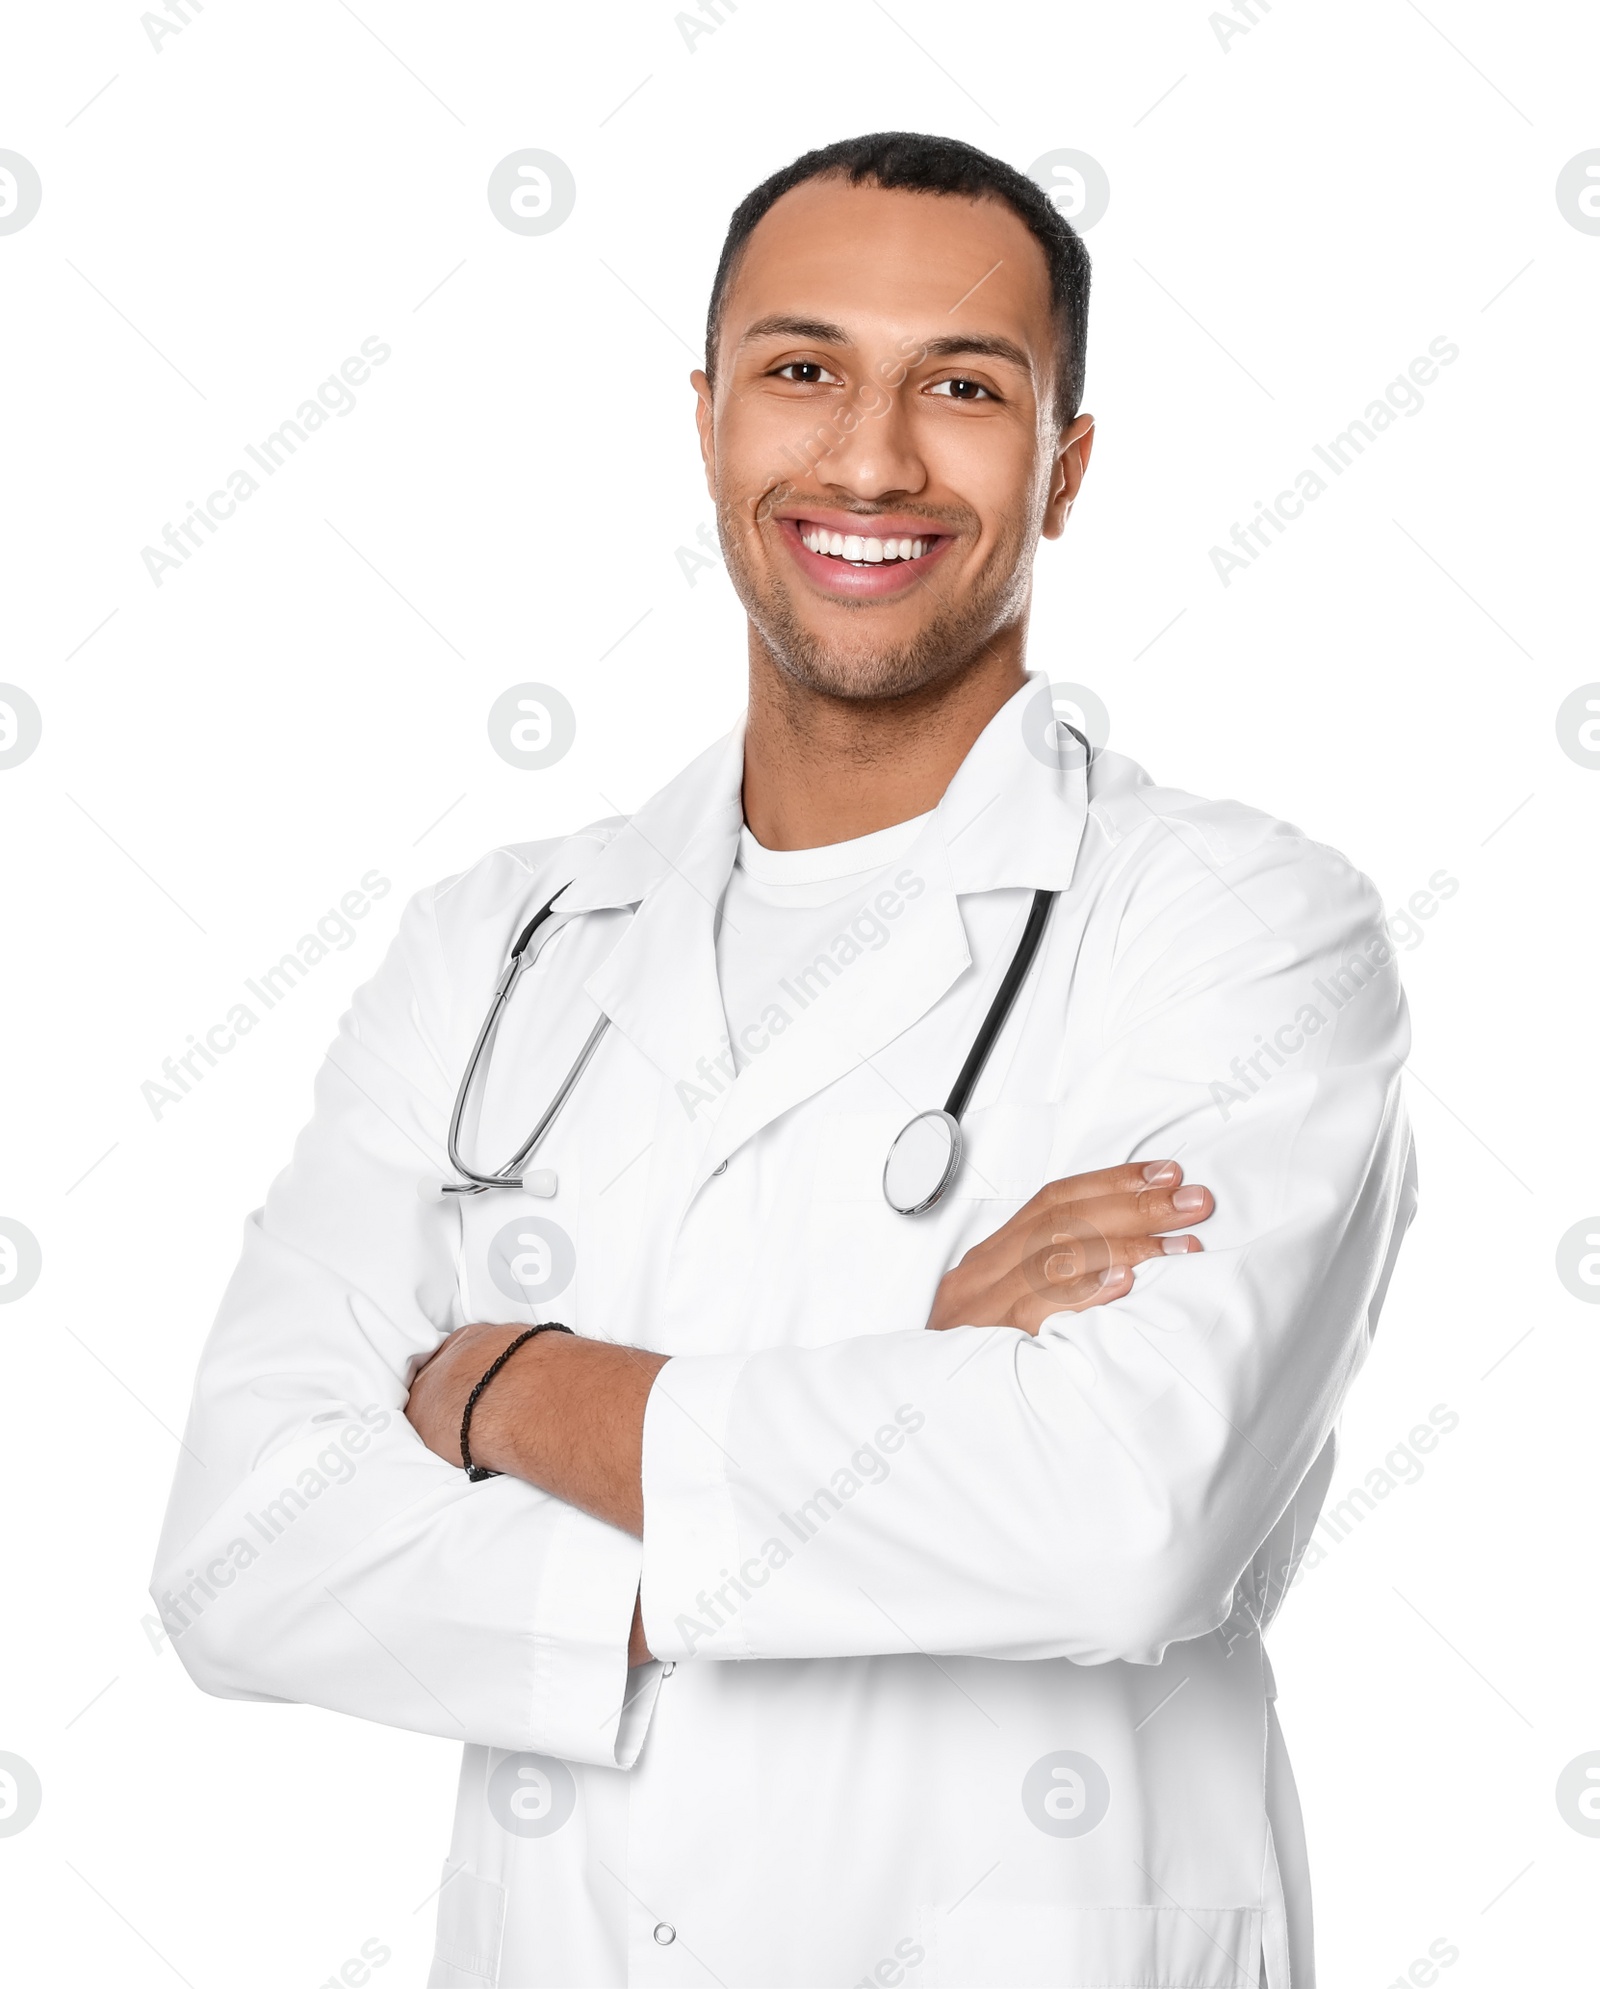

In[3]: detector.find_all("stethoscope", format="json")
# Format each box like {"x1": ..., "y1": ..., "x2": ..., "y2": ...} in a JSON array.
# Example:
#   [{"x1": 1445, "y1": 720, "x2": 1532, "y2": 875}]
[{"x1": 438, "y1": 726, "x2": 1083, "y2": 1216}]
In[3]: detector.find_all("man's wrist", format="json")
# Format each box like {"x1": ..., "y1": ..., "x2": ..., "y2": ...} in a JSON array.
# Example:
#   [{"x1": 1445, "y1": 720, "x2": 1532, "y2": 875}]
[
  {"x1": 466, "y1": 1330, "x2": 670, "y2": 1535},
  {"x1": 469, "y1": 1326, "x2": 568, "y2": 1481}
]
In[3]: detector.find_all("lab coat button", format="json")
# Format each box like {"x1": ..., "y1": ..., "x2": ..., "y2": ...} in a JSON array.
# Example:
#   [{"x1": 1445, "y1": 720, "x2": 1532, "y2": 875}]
[
  {"x1": 652, "y1": 1922, "x2": 676, "y2": 1946},
  {"x1": 711, "y1": 1159, "x2": 728, "y2": 1175},
  {"x1": 661, "y1": 1660, "x2": 675, "y2": 1677}
]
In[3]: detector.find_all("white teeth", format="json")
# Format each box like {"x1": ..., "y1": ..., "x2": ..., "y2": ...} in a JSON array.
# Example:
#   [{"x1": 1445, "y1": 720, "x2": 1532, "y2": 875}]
[{"x1": 798, "y1": 524, "x2": 935, "y2": 564}]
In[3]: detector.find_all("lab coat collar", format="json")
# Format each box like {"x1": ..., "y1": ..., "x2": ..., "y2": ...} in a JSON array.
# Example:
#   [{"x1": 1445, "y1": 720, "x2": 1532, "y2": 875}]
[
  {"x1": 936, "y1": 673, "x2": 1091, "y2": 895},
  {"x1": 556, "y1": 723, "x2": 747, "y2": 918},
  {"x1": 559, "y1": 675, "x2": 1091, "y2": 1187},
  {"x1": 558, "y1": 726, "x2": 745, "y2": 1160},
  {"x1": 557, "y1": 673, "x2": 1089, "y2": 915}
]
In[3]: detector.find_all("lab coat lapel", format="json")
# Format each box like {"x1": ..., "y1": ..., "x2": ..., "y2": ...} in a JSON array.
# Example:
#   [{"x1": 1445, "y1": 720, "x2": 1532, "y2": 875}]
[
  {"x1": 693, "y1": 826, "x2": 973, "y2": 1184},
  {"x1": 583, "y1": 860, "x2": 729, "y2": 1100},
  {"x1": 569, "y1": 726, "x2": 743, "y2": 1115},
  {"x1": 566, "y1": 676, "x2": 1093, "y2": 1192},
  {"x1": 691, "y1": 676, "x2": 1094, "y2": 1186}
]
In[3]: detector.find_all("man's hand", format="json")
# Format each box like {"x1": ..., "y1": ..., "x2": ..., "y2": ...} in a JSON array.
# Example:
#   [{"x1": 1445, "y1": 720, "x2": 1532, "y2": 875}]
[
  {"x1": 404, "y1": 1319, "x2": 528, "y2": 1468},
  {"x1": 927, "y1": 1159, "x2": 1212, "y2": 1336}
]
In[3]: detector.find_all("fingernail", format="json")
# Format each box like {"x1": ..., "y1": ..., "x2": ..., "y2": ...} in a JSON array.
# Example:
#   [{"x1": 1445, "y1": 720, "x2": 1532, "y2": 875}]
[
  {"x1": 1160, "y1": 1236, "x2": 1195, "y2": 1254},
  {"x1": 1172, "y1": 1185, "x2": 1206, "y2": 1213},
  {"x1": 1142, "y1": 1161, "x2": 1178, "y2": 1184},
  {"x1": 1097, "y1": 1265, "x2": 1129, "y2": 1287}
]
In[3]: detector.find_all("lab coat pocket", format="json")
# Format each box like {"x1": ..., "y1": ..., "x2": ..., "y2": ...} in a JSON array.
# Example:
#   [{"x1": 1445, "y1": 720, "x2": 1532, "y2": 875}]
[
  {"x1": 955, "y1": 1101, "x2": 1059, "y2": 1204},
  {"x1": 427, "y1": 1862, "x2": 507, "y2": 1988},
  {"x1": 799, "y1": 1102, "x2": 1060, "y2": 1342},
  {"x1": 811, "y1": 1105, "x2": 920, "y2": 1203},
  {"x1": 936, "y1": 1900, "x2": 1261, "y2": 1988}
]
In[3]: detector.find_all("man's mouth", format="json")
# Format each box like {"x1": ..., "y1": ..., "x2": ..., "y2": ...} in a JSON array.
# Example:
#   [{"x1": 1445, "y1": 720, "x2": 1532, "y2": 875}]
[
  {"x1": 775, "y1": 513, "x2": 955, "y2": 598},
  {"x1": 796, "y1": 524, "x2": 938, "y2": 566}
]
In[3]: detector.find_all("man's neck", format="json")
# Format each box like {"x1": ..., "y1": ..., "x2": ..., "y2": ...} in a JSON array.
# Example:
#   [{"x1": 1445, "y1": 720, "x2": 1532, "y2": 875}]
[{"x1": 740, "y1": 636, "x2": 1027, "y2": 852}]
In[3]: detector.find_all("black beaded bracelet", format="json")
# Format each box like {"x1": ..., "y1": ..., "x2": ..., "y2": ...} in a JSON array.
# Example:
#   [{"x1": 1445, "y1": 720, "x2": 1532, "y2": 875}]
[{"x1": 459, "y1": 1322, "x2": 573, "y2": 1481}]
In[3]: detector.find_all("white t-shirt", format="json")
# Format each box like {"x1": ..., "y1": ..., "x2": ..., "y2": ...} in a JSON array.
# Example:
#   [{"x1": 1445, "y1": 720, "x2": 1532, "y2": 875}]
[{"x1": 715, "y1": 811, "x2": 934, "y2": 1074}]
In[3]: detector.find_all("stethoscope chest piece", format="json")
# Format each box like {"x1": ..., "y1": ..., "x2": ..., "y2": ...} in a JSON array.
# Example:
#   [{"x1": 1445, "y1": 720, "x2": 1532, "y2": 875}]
[{"x1": 883, "y1": 1108, "x2": 964, "y2": 1216}]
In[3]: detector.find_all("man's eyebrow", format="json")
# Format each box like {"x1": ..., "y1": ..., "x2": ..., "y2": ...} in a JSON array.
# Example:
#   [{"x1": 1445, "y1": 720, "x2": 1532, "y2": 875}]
[
  {"x1": 737, "y1": 314, "x2": 852, "y2": 349},
  {"x1": 917, "y1": 332, "x2": 1034, "y2": 372}
]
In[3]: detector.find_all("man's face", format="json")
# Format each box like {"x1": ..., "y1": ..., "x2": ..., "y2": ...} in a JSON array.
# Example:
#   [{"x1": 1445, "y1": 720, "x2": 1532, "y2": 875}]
[{"x1": 695, "y1": 176, "x2": 1093, "y2": 703}]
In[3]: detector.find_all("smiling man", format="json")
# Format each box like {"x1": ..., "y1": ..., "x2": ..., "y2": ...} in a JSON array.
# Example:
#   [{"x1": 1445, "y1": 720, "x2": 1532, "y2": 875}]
[{"x1": 155, "y1": 134, "x2": 1415, "y2": 1989}]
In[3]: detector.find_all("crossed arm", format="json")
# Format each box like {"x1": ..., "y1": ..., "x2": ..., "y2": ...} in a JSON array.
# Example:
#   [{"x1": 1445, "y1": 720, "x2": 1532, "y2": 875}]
[
  {"x1": 403, "y1": 1162, "x2": 1211, "y2": 1662},
  {"x1": 152, "y1": 833, "x2": 1409, "y2": 1747}
]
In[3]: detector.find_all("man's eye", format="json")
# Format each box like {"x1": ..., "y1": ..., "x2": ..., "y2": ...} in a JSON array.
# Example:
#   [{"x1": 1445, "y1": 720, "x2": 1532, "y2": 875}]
[
  {"x1": 773, "y1": 361, "x2": 839, "y2": 385},
  {"x1": 928, "y1": 377, "x2": 995, "y2": 401}
]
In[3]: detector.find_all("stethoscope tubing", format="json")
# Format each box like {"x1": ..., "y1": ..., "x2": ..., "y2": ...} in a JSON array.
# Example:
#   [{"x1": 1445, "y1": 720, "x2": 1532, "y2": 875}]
[
  {"x1": 941, "y1": 885, "x2": 1057, "y2": 1122},
  {"x1": 444, "y1": 887, "x2": 593, "y2": 1194},
  {"x1": 441, "y1": 720, "x2": 1088, "y2": 1202}
]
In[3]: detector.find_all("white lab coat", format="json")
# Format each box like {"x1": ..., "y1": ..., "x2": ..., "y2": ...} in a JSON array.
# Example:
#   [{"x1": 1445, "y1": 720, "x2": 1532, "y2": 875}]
[{"x1": 153, "y1": 677, "x2": 1415, "y2": 1989}]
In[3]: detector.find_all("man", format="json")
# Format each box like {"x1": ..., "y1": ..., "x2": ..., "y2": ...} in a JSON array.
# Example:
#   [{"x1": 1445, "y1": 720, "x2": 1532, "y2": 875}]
[{"x1": 154, "y1": 133, "x2": 1415, "y2": 1988}]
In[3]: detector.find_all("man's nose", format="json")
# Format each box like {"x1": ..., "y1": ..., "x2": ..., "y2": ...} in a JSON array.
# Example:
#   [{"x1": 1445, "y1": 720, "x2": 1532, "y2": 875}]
[{"x1": 810, "y1": 384, "x2": 928, "y2": 501}]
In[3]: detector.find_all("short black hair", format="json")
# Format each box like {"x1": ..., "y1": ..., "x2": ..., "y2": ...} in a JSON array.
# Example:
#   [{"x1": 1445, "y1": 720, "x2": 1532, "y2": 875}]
[{"x1": 705, "y1": 131, "x2": 1092, "y2": 428}]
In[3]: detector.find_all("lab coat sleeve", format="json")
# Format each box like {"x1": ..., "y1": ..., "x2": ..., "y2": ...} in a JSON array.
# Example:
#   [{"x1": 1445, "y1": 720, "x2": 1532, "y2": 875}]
[
  {"x1": 150, "y1": 874, "x2": 653, "y2": 1766},
  {"x1": 639, "y1": 822, "x2": 1415, "y2": 1666}
]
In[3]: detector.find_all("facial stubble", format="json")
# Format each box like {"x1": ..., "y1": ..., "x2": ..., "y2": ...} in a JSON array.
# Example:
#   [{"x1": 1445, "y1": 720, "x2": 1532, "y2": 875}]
[{"x1": 719, "y1": 503, "x2": 1035, "y2": 706}]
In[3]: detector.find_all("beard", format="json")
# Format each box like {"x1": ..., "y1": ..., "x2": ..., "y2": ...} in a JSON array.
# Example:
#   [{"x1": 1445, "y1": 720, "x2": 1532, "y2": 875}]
[{"x1": 719, "y1": 500, "x2": 1035, "y2": 706}]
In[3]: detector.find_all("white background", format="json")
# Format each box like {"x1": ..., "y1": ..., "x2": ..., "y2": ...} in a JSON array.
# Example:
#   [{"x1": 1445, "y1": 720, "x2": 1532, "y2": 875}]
[{"x1": 2, "y1": 1, "x2": 1596, "y2": 1982}]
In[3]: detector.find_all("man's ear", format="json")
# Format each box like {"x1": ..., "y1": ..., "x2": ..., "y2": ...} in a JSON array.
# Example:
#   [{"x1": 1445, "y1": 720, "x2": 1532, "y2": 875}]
[
  {"x1": 691, "y1": 368, "x2": 716, "y2": 498},
  {"x1": 1042, "y1": 413, "x2": 1095, "y2": 540}
]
